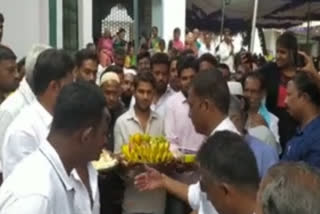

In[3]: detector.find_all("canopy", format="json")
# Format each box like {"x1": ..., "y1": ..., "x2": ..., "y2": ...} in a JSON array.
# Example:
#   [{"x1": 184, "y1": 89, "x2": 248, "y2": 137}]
[
  {"x1": 186, "y1": 0, "x2": 293, "y2": 31},
  {"x1": 265, "y1": 0, "x2": 320, "y2": 20}
]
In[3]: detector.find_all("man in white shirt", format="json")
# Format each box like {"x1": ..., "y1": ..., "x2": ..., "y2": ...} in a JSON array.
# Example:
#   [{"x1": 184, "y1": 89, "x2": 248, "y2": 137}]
[
  {"x1": 0, "y1": 44, "x2": 50, "y2": 173},
  {"x1": 199, "y1": 33, "x2": 216, "y2": 57},
  {"x1": 131, "y1": 53, "x2": 175, "y2": 117},
  {"x1": 2, "y1": 49, "x2": 74, "y2": 178},
  {"x1": 134, "y1": 70, "x2": 239, "y2": 214},
  {"x1": 217, "y1": 29, "x2": 235, "y2": 73},
  {"x1": 114, "y1": 72, "x2": 166, "y2": 214},
  {"x1": 0, "y1": 81, "x2": 109, "y2": 214}
]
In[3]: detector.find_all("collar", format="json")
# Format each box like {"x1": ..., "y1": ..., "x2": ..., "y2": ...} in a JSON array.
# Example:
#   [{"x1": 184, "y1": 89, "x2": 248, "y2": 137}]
[
  {"x1": 71, "y1": 163, "x2": 98, "y2": 197},
  {"x1": 125, "y1": 107, "x2": 158, "y2": 122},
  {"x1": 176, "y1": 91, "x2": 187, "y2": 104},
  {"x1": 19, "y1": 78, "x2": 36, "y2": 105},
  {"x1": 210, "y1": 117, "x2": 240, "y2": 136},
  {"x1": 297, "y1": 116, "x2": 320, "y2": 136},
  {"x1": 32, "y1": 100, "x2": 53, "y2": 129},
  {"x1": 39, "y1": 140, "x2": 74, "y2": 191}
]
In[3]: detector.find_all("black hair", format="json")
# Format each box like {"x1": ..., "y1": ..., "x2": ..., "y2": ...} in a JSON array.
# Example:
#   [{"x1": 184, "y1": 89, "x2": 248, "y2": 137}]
[
  {"x1": 244, "y1": 71, "x2": 266, "y2": 91},
  {"x1": 134, "y1": 71, "x2": 156, "y2": 89},
  {"x1": 114, "y1": 48, "x2": 126, "y2": 57},
  {"x1": 32, "y1": 49, "x2": 74, "y2": 96},
  {"x1": 86, "y1": 43, "x2": 95, "y2": 49},
  {"x1": 0, "y1": 45, "x2": 16, "y2": 62},
  {"x1": 218, "y1": 63, "x2": 230, "y2": 71},
  {"x1": 74, "y1": 48, "x2": 98, "y2": 68},
  {"x1": 191, "y1": 70, "x2": 230, "y2": 114},
  {"x1": 137, "y1": 52, "x2": 151, "y2": 62},
  {"x1": 0, "y1": 13, "x2": 4, "y2": 23},
  {"x1": 118, "y1": 28, "x2": 126, "y2": 34},
  {"x1": 198, "y1": 53, "x2": 218, "y2": 68},
  {"x1": 174, "y1": 28, "x2": 181, "y2": 34},
  {"x1": 159, "y1": 39, "x2": 166, "y2": 47},
  {"x1": 276, "y1": 31, "x2": 298, "y2": 65},
  {"x1": 151, "y1": 52, "x2": 170, "y2": 69},
  {"x1": 51, "y1": 81, "x2": 106, "y2": 133},
  {"x1": 101, "y1": 65, "x2": 123, "y2": 80},
  {"x1": 17, "y1": 57, "x2": 26, "y2": 71},
  {"x1": 197, "y1": 131, "x2": 260, "y2": 191},
  {"x1": 293, "y1": 72, "x2": 320, "y2": 107},
  {"x1": 177, "y1": 55, "x2": 198, "y2": 77}
]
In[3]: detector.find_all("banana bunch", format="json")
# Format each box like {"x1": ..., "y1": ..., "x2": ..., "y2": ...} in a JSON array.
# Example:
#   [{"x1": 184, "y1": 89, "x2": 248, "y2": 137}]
[{"x1": 121, "y1": 133, "x2": 174, "y2": 164}]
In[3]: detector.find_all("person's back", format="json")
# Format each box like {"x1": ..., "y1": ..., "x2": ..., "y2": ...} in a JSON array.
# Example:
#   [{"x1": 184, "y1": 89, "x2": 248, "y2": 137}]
[{"x1": 0, "y1": 140, "x2": 75, "y2": 213}]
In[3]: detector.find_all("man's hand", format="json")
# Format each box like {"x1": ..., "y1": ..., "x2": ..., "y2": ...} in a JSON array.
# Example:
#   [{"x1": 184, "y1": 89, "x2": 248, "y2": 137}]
[
  {"x1": 298, "y1": 51, "x2": 318, "y2": 75},
  {"x1": 134, "y1": 166, "x2": 165, "y2": 191}
]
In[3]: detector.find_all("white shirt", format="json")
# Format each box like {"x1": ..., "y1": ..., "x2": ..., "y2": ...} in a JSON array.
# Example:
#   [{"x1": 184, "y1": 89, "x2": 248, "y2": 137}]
[
  {"x1": 199, "y1": 44, "x2": 216, "y2": 57},
  {"x1": 0, "y1": 78, "x2": 35, "y2": 171},
  {"x1": 130, "y1": 87, "x2": 176, "y2": 117},
  {"x1": 2, "y1": 100, "x2": 100, "y2": 214},
  {"x1": 0, "y1": 140, "x2": 76, "y2": 214},
  {"x1": 217, "y1": 42, "x2": 235, "y2": 73},
  {"x1": 2, "y1": 100, "x2": 52, "y2": 179},
  {"x1": 71, "y1": 163, "x2": 100, "y2": 214},
  {"x1": 188, "y1": 117, "x2": 239, "y2": 214}
]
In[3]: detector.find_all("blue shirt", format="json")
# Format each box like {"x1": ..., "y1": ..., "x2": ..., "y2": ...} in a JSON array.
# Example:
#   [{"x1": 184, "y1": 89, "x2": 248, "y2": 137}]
[
  {"x1": 245, "y1": 134, "x2": 279, "y2": 177},
  {"x1": 282, "y1": 116, "x2": 320, "y2": 168}
]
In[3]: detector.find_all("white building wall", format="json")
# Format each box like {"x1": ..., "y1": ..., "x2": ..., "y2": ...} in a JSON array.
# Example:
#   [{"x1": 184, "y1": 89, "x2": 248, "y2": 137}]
[
  {"x1": 1, "y1": 0, "x2": 49, "y2": 59},
  {"x1": 152, "y1": 0, "x2": 163, "y2": 36},
  {"x1": 162, "y1": 0, "x2": 186, "y2": 47}
]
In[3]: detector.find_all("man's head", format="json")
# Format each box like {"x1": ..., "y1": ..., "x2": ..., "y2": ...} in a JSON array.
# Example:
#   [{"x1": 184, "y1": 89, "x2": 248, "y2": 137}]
[
  {"x1": 204, "y1": 33, "x2": 212, "y2": 46},
  {"x1": 103, "y1": 28, "x2": 111, "y2": 38},
  {"x1": 276, "y1": 32, "x2": 298, "y2": 69},
  {"x1": 122, "y1": 73, "x2": 135, "y2": 98},
  {"x1": 169, "y1": 57, "x2": 180, "y2": 91},
  {"x1": 118, "y1": 28, "x2": 126, "y2": 40},
  {"x1": 173, "y1": 28, "x2": 181, "y2": 40},
  {"x1": 198, "y1": 131, "x2": 259, "y2": 214},
  {"x1": 193, "y1": 28, "x2": 200, "y2": 40},
  {"x1": 137, "y1": 52, "x2": 151, "y2": 73},
  {"x1": 25, "y1": 44, "x2": 51, "y2": 87},
  {"x1": 133, "y1": 72, "x2": 156, "y2": 112},
  {"x1": 198, "y1": 53, "x2": 218, "y2": 71},
  {"x1": 188, "y1": 70, "x2": 230, "y2": 136},
  {"x1": 177, "y1": 55, "x2": 198, "y2": 97},
  {"x1": 224, "y1": 28, "x2": 232, "y2": 43},
  {"x1": 151, "y1": 53, "x2": 170, "y2": 95},
  {"x1": 256, "y1": 162, "x2": 320, "y2": 214},
  {"x1": 285, "y1": 72, "x2": 320, "y2": 122},
  {"x1": 100, "y1": 72, "x2": 121, "y2": 110},
  {"x1": 243, "y1": 72, "x2": 265, "y2": 111},
  {"x1": 103, "y1": 65, "x2": 124, "y2": 84},
  {"x1": 114, "y1": 48, "x2": 126, "y2": 68},
  {"x1": 74, "y1": 49, "x2": 98, "y2": 83},
  {"x1": 0, "y1": 45, "x2": 19, "y2": 94},
  {"x1": 152, "y1": 26, "x2": 158, "y2": 38},
  {"x1": 159, "y1": 39, "x2": 166, "y2": 52},
  {"x1": 0, "y1": 13, "x2": 4, "y2": 43},
  {"x1": 51, "y1": 81, "x2": 109, "y2": 163},
  {"x1": 32, "y1": 49, "x2": 74, "y2": 112},
  {"x1": 218, "y1": 63, "x2": 231, "y2": 81}
]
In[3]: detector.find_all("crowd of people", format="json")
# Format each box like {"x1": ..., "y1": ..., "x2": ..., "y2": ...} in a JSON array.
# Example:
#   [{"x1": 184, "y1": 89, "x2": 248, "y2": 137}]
[{"x1": 0, "y1": 11, "x2": 320, "y2": 214}]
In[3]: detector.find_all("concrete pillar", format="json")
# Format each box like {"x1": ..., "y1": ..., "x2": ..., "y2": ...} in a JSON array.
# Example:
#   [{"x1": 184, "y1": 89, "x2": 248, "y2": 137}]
[{"x1": 78, "y1": 0, "x2": 93, "y2": 49}]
